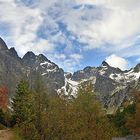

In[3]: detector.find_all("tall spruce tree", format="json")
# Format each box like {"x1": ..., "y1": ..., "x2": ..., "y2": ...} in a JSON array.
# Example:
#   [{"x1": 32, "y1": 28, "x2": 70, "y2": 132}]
[
  {"x1": 12, "y1": 80, "x2": 30, "y2": 123},
  {"x1": 12, "y1": 80, "x2": 40, "y2": 139}
]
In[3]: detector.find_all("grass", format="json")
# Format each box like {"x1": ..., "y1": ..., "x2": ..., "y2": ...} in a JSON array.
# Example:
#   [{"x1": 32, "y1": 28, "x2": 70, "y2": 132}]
[
  {"x1": 0, "y1": 123, "x2": 6, "y2": 130},
  {"x1": 12, "y1": 128, "x2": 23, "y2": 140}
]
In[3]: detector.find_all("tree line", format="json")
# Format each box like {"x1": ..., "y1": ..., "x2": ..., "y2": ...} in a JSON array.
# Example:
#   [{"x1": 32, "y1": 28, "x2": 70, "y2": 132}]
[{"x1": 0, "y1": 78, "x2": 140, "y2": 139}]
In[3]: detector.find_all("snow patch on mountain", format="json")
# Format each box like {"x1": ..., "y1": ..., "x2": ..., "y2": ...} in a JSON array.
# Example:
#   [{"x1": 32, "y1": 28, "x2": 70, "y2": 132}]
[
  {"x1": 99, "y1": 66, "x2": 108, "y2": 75},
  {"x1": 109, "y1": 68, "x2": 140, "y2": 83},
  {"x1": 58, "y1": 74, "x2": 79, "y2": 97},
  {"x1": 42, "y1": 72, "x2": 47, "y2": 76},
  {"x1": 125, "y1": 69, "x2": 140, "y2": 79},
  {"x1": 40, "y1": 61, "x2": 53, "y2": 67}
]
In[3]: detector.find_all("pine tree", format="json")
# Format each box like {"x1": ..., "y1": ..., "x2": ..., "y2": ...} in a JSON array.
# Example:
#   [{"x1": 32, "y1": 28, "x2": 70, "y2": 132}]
[
  {"x1": 12, "y1": 80, "x2": 33, "y2": 123},
  {"x1": 12, "y1": 80, "x2": 40, "y2": 139}
]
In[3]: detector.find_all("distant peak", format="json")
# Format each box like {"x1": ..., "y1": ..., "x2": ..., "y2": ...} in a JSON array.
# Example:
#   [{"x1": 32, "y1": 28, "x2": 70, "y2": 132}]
[
  {"x1": 37, "y1": 54, "x2": 49, "y2": 61},
  {"x1": 9, "y1": 47, "x2": 17, "y2": 53},
  {"x1": 101, "y1": 61, "x2": 109, "y2": 67},
  {"x1": 83, "y1": 66, "x2": 92, "y2": 71},
  {"x1": 22, "y1": 51, "x2": 36, "y2": 60},
  {"x1": 134, "y1": 63, "x2": 140, "y2": 72},
  {"x1": 9, "y1": 47, "x2": 19, "y2": 58},
  {"x1": 0, "y1": 37, "x2": 8, "y2": 50}
]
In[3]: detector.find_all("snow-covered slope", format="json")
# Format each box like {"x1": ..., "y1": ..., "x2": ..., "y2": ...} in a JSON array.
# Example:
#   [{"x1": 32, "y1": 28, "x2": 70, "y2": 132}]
[
  {"x1": 109, "y1": 68, "x2": 140, "y2": 84},
  {"x1": 0, "y1": 37, "x2": 140, "y2": 113},
  {"x1": 58, "y1": 61, "x2": 140, "y2": 113},
  {"x1": 22, "y1": 52, "x2": 65, "y2": 93},
  {"x1": 58, "y1": 73, "x2": 79, "y2": 97}
]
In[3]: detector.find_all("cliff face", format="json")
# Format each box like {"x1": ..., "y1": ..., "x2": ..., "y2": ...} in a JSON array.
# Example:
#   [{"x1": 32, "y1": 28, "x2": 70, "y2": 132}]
[
  {"x1": 0, "y1": 37, "x2": 140, "y2": 112},
  {"x1": 0, "y1": 38, "x2": 65, "y2": 95},
  {"x1": 59, "y1": 61, "x2": 140, "y2": 113},
  {"x1": 0, "y1": 40, "x2": 25, "y2": 95}
]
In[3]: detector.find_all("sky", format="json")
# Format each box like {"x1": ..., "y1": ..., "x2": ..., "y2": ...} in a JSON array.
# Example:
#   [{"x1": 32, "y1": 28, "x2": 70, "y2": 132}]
[{"x1": 0, "y1": 0, "x2": 140, "y2": 72}]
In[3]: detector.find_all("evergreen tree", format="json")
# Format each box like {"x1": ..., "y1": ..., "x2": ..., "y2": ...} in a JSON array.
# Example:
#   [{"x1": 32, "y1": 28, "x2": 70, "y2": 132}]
[
  {"x1": 12, "y1": 80, "x2": 30, "y2": 123},
  {"x1": 12, "y1": 80, "x2": 119, "y2": 140},
  {"x1": 12, "y1": 80, "x2": 40, "y2": 139},
  {"x1": 111, "y1": 103, "x2": 135, "y2": 136},
  {"x1": 12, "y1": 80, "x2": 37, "y2": 127}
]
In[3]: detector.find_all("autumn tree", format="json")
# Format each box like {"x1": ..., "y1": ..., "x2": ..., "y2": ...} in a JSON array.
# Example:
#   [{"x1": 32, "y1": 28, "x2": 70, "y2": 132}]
[
  {"x1": 12, "y1": 80, "x2": 119, "y2": 140},
  {"x1": 44, "y1": 94, "x2": 77, "y2": 140},
  {"x1": 71, "y1": 84, "x2": 119, "y2": 140},
  {"x1": 44, "y1": 84, "x2": 119, "y2": 140},
  {"x1": 0, "y1": 87, "x2": 14, "y2": 127},
  {"x1": 0, "y1": 86, "x2": 9, "y2": 111},
  {"x1": 125, "y1": 92, "x2": 140, "y2": 136},
  {"x1": 32, "y1": 72, "x2": 49, "y2": 140},
  {"x1": 109, "y1": 102, "x2": 136, "y2": 136}
]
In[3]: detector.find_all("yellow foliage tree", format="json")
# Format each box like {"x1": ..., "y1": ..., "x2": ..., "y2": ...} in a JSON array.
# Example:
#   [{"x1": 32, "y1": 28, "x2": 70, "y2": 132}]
[{"x1": 125, "y1": 92, "x2": 140, "y2": 136}]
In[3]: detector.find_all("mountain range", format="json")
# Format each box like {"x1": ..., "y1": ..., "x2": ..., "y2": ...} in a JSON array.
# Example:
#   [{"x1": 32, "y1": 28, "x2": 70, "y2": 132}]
[{"x1": 0, "y1": 37, "x2": 140, "y2": 113}]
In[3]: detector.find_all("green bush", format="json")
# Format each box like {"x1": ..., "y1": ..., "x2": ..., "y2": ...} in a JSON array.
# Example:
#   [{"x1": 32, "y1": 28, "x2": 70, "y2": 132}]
[{"x1": 0, "y1": 123, "x2": 6, "y2": 130}]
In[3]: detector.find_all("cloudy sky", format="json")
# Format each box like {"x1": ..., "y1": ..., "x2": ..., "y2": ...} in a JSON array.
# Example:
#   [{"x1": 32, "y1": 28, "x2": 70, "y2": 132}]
[{"x1": 0, "y1": 0, "x2": 140, "y2": 72}]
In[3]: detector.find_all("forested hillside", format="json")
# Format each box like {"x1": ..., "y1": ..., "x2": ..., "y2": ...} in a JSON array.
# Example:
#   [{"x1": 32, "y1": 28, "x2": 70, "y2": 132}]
[{"x1": 0, "y1": 78, "x2": 140, "y2": 140}]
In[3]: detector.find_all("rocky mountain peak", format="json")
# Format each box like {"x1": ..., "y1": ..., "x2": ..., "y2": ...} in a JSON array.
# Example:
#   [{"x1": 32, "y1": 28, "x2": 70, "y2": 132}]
[
  {"x1": 23, "y1": 51, "x2": 36, "y2": 60},
  {"x1": 9, "y1": 47, "x2": 19, "y2": 59},
  {"x1": 22, "y1": 51, "x2": 36, "y2": 67},
  {"x1": 134, "y1": 63, "x2": 140, "y2": 72},
  {"x1": 65, "y1": 72, "x2": 72, "y2": 79},
  {"x1": 0, "y1": 37, "x2": 8, "y2": 50},
  {"x1": 0, "y1": 37, "x2": 140, "y2": 113},
  {"x1": 83, "y1": 66, "x2": 93, "y2": 71},
  {"x1": 37, "y1": 54, "x2": 50, "y2": 63},
  {"x1": 101, "y1": 61, "x2": 110, "y2": 67}
]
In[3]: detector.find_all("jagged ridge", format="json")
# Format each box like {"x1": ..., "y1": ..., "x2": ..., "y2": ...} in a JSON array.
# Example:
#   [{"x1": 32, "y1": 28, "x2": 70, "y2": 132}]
[{"x1": 0, "y1": 37, "x2": 140, "y2": 113}]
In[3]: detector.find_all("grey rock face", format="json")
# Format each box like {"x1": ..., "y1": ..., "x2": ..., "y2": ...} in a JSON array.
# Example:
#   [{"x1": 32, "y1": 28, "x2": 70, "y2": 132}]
[
  {"x1": 22, "y1": 52, "x2": 65, "y2": 93},
  {"x1": 134, "y1": 63, "x2": 140, "y2": 72},
  {"x1": 0, "y1": 38, "x2": 8, "y2": 50},
  {"x1": 72, "y1": 66, "x2": 98, "y2": 81},
  {"x1": 0, "y1": 38, "x2": 65, "y2": 95},
  {"x1": 64, "y1": 61, "x2": 140, "y2": 113},
  {"x1": 0, "y1": 46, "x2": 25, "y2": 95},
  {"x1": 98, "y1": 61, "x2": 123, "y2": 77},
  {"x1": 0, "y1": 37, "x2": 140, "y2": 112}
]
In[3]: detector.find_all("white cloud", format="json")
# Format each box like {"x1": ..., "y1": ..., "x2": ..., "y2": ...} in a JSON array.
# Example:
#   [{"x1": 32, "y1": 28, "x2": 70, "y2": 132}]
[
  {"x1": 76, "y1": 0, "x2": 140, "y2": 10},
  {"x1": 54, "y1": 54, "x2": 66, "y2": 60},
  {"x1": 1, "y1": 0, "x2": 140, "y2": 48},
  {"x1": 70, "y1": 0, "x2": 140, "y2": 50},
  {"x1": 105, "y1": 54, "x2": 129, "y2": 70},
  {"x1": 0, "y1": 0, "x2": 53, "y2": 56},
  {"x1": 0, "y1": 0, "x2": 140, "y2": 71},
  {"x1": 49, "y1": 53, "x2": 83, "y2": 72},
  {"x1": 69, "y1": 54, "x2": 83, "y2": 60},
  {"x1": 63, "y1": 59, "x2": 82, "y2": 72}
]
